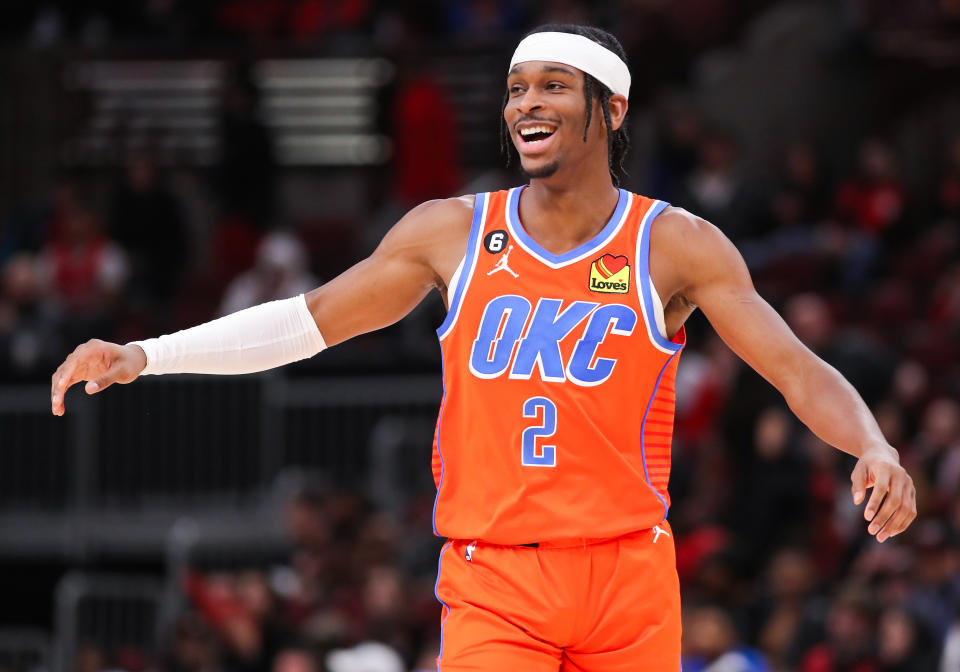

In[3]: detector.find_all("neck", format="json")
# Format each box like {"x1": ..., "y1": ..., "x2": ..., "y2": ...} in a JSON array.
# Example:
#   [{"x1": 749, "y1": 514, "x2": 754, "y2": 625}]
[{"x1": 519, "y1": 153, "x2": 620, "y2": 253}]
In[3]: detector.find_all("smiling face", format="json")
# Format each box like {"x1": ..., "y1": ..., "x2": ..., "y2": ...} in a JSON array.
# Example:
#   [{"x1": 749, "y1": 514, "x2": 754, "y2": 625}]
[{"x1": 505, "y1": 61, "x2": 617, "y2": 181}]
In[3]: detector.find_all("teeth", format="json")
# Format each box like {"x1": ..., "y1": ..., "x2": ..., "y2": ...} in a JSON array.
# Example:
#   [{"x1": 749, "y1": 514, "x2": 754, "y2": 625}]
[{"x1": 519, "y1": 125, "x2": 555, "y2": 138}]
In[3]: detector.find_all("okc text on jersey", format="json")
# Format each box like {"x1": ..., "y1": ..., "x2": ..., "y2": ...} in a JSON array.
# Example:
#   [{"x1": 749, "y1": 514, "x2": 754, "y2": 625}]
[{"x1": 468, "y1": 295, "x2": 637, "y2": 387}]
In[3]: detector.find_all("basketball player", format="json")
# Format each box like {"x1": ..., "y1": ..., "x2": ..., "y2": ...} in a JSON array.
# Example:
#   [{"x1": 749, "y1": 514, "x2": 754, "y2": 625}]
[{"x1": 51, "y1": 25, "x2": 916, "y2": 671}]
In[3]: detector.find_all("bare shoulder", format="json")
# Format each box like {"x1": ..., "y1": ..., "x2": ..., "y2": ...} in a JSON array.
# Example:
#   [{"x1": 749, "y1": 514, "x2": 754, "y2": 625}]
[
  {"x1": 651, "y1": 206, "x2": 727, "y2": 252},
  {"x1": 649, "y1": 205, "x2": 750, "y2": 302},
  {"x1": 392, "y1": 194, "x2": 475, "y2": 239},
  {"x1": 376, "y1": 194, "x2": 476, "y2": 289}
]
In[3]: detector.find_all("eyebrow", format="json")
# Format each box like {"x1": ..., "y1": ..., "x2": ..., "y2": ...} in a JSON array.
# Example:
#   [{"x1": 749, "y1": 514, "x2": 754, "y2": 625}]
[{"x1": 508, "y1": 64, "x2": 577, "y2": 76}]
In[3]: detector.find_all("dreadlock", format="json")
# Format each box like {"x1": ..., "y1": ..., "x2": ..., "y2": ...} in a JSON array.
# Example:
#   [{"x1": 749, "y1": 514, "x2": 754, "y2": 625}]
[{"x1": 501, "y1": 24, "x2": 630, "y2": 186}]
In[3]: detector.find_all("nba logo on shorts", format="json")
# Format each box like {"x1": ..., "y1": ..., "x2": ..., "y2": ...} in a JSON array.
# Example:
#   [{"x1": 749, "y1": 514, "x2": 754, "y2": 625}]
[{"x1": 589, "y1": 254, "x2": 630, "y2": 294}]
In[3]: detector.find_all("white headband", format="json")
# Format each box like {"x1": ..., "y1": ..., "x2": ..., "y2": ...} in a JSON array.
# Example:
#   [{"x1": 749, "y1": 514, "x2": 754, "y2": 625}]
[{"x1": 509, "y1": 32, "x2": 631, "y2": 100}]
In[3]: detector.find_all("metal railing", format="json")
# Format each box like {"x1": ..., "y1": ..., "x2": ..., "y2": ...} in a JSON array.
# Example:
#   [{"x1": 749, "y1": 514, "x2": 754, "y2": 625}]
[
  {"x1": 54, "y1": 573, "x2": 162, "y2": 672},
  {"x1": 0, "y1": 374, "x2": 441, "y2": 557},
  {"x1": 64, "y1": 58, "x2": 395, "y2": 166},
  {"x1": 0, "y1": 628, "x2": 52, "y2": 672}
]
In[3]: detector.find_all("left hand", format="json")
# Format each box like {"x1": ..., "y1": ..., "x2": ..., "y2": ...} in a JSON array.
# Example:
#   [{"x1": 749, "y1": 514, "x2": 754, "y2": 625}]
[{"x1": 850, "y1": 446, "x2": 917, "y2": 543}]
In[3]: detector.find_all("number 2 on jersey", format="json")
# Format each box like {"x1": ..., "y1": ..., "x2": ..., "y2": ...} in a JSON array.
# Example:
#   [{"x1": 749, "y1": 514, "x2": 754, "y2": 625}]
[{"x1": 521, "y1": 397, "x2": 557, "y2": 467}]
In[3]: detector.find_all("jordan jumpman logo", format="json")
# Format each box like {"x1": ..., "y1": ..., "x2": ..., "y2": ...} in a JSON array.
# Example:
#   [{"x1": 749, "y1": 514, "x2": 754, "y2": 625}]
[
  {"x1": 487, "y1": 245, "x2": 519, "y2": 278},
  {"x1": 652, "y1": 525, "x2": 670, "y2": 544}
]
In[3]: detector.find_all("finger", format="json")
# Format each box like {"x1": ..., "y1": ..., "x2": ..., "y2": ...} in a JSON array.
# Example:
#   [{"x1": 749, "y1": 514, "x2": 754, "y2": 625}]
[
  {"x1": 869, "y1": 482, "x2": 902, "y2": 539},
  {"x1": 52, "y1": 343, "x2": 98, "y2": 415},
  {"x1": 85, "y1": 370, "x2": 118, "y2": 395},
  {"x1": 864, "y1": 469, "x2": 891, "y2": 521},
  {"x1": 878, "y1": 484, "x2": 917, "y2": 542},
  {"x1": 51, "y1": 357, "x2": 81, "y2": 416},
  {"x1": 51, "y1": 365, "x2": 64, "y2": 414},
  {"x1": 877, "y1": 508, "x2": 908, "y2": 543},
  {"x1": 851, "y1": 460, "x2": 868, "y2": 505}
]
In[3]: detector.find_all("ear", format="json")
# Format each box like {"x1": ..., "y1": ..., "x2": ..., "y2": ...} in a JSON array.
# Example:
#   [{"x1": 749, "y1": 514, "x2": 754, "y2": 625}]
[{"x1": 607, "y1": 94, "x2": 628, "y2": 132}]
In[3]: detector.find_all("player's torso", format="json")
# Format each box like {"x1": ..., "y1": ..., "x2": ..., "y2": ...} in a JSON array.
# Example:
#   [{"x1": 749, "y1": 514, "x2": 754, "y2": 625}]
[{"x1": 432, "y1": 187, "x2": 685, "y2": 544}]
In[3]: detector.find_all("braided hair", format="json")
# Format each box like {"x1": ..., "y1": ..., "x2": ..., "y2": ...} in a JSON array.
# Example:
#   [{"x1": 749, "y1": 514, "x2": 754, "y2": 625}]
[{"x1": 501, "y1": 24, "x2": 631, "y2": 186}]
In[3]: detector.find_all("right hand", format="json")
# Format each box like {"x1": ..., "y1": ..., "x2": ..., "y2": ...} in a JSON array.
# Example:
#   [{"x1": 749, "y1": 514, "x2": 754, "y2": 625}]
[{"x1": 51, "y1": 340, "x2": 147, "y2": 416}]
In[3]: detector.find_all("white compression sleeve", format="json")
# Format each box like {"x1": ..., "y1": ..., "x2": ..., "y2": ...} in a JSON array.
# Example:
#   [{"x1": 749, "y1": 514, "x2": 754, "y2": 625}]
[{"x1": 129, "y1": 294, "x2": 326, "y2": 376}]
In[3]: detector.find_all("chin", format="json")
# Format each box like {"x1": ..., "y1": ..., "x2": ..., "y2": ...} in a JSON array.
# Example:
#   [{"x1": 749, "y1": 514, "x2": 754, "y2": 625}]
[{"x1": 521, "y1": 160, "x2": 561, "y2": 179}]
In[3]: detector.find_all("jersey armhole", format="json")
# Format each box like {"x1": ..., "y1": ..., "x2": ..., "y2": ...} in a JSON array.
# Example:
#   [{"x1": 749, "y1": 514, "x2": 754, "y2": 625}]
[
  {"x1": 444, "y1": 255, "x2": 466, "y2": 310},
  {"x1": 636, "y1": 200, "x2": 684, "y2": 355},
  {"x1": 648, "y1": 276, "x2": 668, "y2": 340},
  {"x1": 437, "y1": 192, "x2": 489, "y2": 340}
]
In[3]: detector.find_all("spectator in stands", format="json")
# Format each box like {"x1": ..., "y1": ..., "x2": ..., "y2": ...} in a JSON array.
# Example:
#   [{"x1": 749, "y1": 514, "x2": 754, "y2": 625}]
[
  {"x1": 938, "y1": 137, "x2": 960, "y2": 218},
  {"x1": 214, "y1": 62, "x2": 275, "y2": 228},
  {"x1": 930, "y1": 262, "x2": 960, "y2": 340},
  {"x1": 0, "y1": 201, "x2": 49, "y2": 269},
  {"x1": 828, "y1": 138, "x2": 908, "y2": 289},
  {"x1": 389, "y1": 57, "x2": 463, "y2": 209},
  {"x1": 184, "y1": 568, "x2": 292, "y2": 672},
  {"x1": 215, "y1": 0, "x2": 371, "y2": 41},
  {"x1": 73, "y1": 641, "x2": 108, "y2": 672},
  {"x1": 912, "y1": 399, "x2": 960, "y2": 505},
  {"x1": 286, "y1": 0, "x2": 372, "y2": 41},
  {"x1": 165, "y1": 612, "x2": 223, "y2": 672},
  {"x1": 799, "y1": 587, "x2": 878, "y2": 672},
  {"x1": 779, "y1": 142, "x2": 830, "y2": 224},
  {"x1": 36, "y1": 199, "x2": 128, "y2": 345},
  {"x1": 110, "y1": 152, "x2": 189, "y2": 329},
  {"x1": 272, "y1": 646, "x2": 319, "y2": 672},
  {"x1": 650, "y1": 101, "x2": 702, "y2": 199},
  {"x1": 876, "y1": 607, "x2": 939, "y2": 672},
  {"x1": 284, "y1": 477, "x2": 332, "y2": 551},
  {"x1": 942, "y1": 601, "x2": 960, "y2": 672},
  {"x1": 212, "y1": 62, "x2": 276, "y2": 280},
  {"x1": 728, "y1": 406, "x2": 811, "y2": 567},
  {"x1": 443, "y1": 0, "x2": 525, "y2": 38},
  {"x1": 835, "y1": 138, "x2": 907, "y2": 238},
  {"x1": 359, "y1": 565, "x2": 407, "y2": 651},
  {"x1": 906, "y1": 521, "x2": 959, "y2": 642},
  {"x1": 752, "y1": 548, "x2": 820, "y2": 671},
  {"x1": 325, "y1": 641, "x2": 404, "y2": 672},
  {"x1": 741, "y1": 187, "x2": 820, "y2": 279},
  {"x1": 534, "y1": 0, "x2": 592, "y2": 26},
  {"x1": 783, "y1": 293, "x2": 894, "y2": 408},
  {"x1": 219, "y1": 232, "x2": 317, "y2": 315},
  {"x1": 0, "y1": 253, "x2": 60, "y2": 380},
  {"x1": 673, "y1": 127, "x2": 759, "y2": 241},
  {"x1": 682, "y1": 604, "x2": 770, "y2": 672}
]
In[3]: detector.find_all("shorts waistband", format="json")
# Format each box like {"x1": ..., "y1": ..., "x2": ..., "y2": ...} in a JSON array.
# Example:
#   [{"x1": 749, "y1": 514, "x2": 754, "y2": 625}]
[{"x1": 461, "y1": 525, "x2": 666, "y2": 550}]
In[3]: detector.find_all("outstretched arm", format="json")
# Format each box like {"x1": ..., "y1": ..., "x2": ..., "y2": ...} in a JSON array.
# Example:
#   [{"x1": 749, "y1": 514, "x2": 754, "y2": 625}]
[
  {"x1": 51, "y1": 196, "x2": 473, "y2": 415},
  {"x1": 654, "y1": 208, "x2": 916, "y2": 543}
]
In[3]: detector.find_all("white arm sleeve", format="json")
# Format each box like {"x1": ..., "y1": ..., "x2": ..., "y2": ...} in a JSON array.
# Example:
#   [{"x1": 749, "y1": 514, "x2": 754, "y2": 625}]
[{"x1": 129, "y1": 294, "x2": 326, "y2": 376}]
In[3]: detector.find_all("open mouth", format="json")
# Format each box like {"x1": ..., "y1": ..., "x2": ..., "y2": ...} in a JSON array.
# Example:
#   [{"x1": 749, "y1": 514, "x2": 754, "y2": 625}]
[{"x1": 518, "y1": 125, "x2": 557, "y2": 144}]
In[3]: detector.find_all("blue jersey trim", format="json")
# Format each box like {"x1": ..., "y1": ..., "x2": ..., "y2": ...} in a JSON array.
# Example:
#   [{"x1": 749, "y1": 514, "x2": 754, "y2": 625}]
[
  {"x1": 637, "y1": 200, "x2": 683, "y2": 354},
  {"x1": 507, "y1": 186, "x2": 629, "y2": 265},
  {"x1": 640, "y1": 349, "x2": 682, "y2": 521},
  {"x1": 434, "y1": 195, "x2": 487, "y2": 534},
  {"x1": 437, "y1": 192, "x2": 487, "y2": 340},
  {"x1": 434, "y1": 541, "x2": 453, "y2": 669},
  {"x1": 432, "y1": 347, "x2": 448, "y2": 536}
]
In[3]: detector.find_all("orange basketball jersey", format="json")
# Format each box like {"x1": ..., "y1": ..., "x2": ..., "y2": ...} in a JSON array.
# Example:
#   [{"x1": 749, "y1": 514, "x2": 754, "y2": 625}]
[{"x1": 432, "y1": 187, "x2": 685, "y2": 544}]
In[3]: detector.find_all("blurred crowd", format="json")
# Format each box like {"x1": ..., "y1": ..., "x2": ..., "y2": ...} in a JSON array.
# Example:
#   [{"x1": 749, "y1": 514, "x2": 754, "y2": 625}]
[
  {"x1": 6, "y1": 0, "x2": 777, "y2": 56},
  {"x1": 661, "y1": 112, "x2": 960, "y2": 671},
  {"x1": 27, "y1": 121, "x2": 957, "y2": 672},
  {"x1": 166, "y1": 484, "x2": 445, "y2": 672},
  {"x1": 1, "y1": 2, "x2": 960, "y2": 672}
]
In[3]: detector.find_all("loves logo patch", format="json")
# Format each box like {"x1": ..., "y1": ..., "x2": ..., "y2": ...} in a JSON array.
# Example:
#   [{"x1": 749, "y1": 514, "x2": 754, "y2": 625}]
[{"x1": 589, "y1": 254, "x2": 630, "y2": 294}]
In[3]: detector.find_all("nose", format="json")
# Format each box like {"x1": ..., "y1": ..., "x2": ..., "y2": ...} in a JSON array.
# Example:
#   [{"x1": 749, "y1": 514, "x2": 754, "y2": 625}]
[{"x1": 515, "y1": 88, "x2": 546, "y2": 116}]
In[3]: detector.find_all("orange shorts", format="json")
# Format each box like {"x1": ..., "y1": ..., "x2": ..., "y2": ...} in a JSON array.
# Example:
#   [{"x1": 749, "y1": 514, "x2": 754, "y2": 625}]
[{"x1": 434, "y1": 522, "x2": 681, "y2": 671}]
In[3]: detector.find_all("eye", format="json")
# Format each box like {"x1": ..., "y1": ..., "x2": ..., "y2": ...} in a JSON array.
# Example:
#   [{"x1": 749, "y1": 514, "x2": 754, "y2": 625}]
[
  {"x1": 546, "y1": 82, "x2": 566, "y2": 90},
  {"x1": 509, "y1": 84, "x2": 525, "y2": 95}
]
